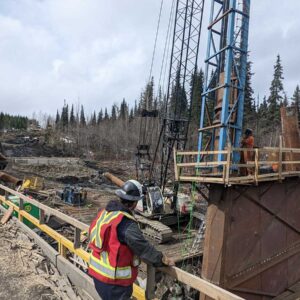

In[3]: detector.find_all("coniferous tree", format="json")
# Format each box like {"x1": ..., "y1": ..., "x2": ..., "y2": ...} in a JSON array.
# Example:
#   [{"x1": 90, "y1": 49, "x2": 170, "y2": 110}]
[
  {"x1": 133, "y1": 100, "x2": 138, "y2": 117},
  {"x1": 283, "y1": 92, "x2": 288, "y2": 107},
  {"x1": 292, "y1": 85, "x2": 300, "y2": 119},
  {"x1": 0, "y1": 113, "x2": 28, "y2": 130},
  {"x1": 104, "y1": 108, "x2": 109, "y2": 121},
  {"x1": 129, "y1": 108, "x2": 134, "y2": 122},
  {"x1": 169, "y1": 69, "x2": 188, "y2": 118},
  {"x1": 97, "y1": 109, "x2": 103, "y2": 125},
  {"x1": 111, "y1": 105, "x2": 118, "y2": 121},
  {"x1": 205, "y1": 70, "x2": 217, "y2": 127},
  {"x1": 243, "y1": 61, "x2": 256, "y2": 129},
  {"x1": 141, "y1": 77, "x2": 154, "y2": 110},
  {"x1": 267, "y1": 55, "x2": 285, "y2": 125},
  {"x1": 90, "y1": 111, "x2": 97, "y2": 126},
  {"x1": 258, "y1": 96, "x2": 268, "y2": 127},
  {"x1": 61, "y1": 103, "x2": 69, "y2": 129},
  {"x1": 80, "y1": 105, "x2": 86, "y2": 126},
  {"x1": 190, "y1": 68, "x2": 204, "y2": 126},
  {"x1": 70, "y1": 104, "x2": 76, "y2": 125},
  {"x1": 55, "y1": 110, "x2": 60, "y2": 127},
  {"x1": 120, "y1": 98, "x2": 129, "y2": 120},
  {"x1": 156, "y1": 86, "x2": 164, "y2": 112}
]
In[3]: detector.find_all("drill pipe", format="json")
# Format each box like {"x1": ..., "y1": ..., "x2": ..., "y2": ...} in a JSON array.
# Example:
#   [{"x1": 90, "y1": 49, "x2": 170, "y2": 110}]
[
  {"x1": 0, "y1": 172, "x2": 23, "y2": 187},
  {"x1": 103, "y1": 172, "x2": 124, "y2": 187}
]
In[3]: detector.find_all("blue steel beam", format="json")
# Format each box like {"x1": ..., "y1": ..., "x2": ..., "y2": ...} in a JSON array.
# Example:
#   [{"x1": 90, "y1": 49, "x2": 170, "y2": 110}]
[{"x1": 198, "y1": 0, "x2": 250, "y2": 164}]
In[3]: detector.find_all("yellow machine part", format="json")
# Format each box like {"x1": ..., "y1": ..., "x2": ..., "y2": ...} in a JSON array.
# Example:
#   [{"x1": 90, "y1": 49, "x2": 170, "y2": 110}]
[{"x1": 21, "y1": 177, "x2": 44, "y2": 191}]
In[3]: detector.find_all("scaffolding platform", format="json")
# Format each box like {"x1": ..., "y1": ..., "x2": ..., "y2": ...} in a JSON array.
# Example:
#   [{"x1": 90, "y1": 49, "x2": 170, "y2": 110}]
[{"x1": 174, "y1": 146, "x2": 300, "y2": 186}]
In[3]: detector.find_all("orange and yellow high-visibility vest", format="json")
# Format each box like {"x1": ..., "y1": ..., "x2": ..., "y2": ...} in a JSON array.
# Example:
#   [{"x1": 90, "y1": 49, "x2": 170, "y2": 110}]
[{"x1": 88, "y1": 209, "x2": 138, "y2": 286}]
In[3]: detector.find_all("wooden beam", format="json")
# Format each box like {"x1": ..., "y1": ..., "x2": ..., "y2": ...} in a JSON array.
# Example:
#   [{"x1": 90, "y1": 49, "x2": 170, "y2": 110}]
[
  {"x1": 179, "y1": 176, "x2": 225, "y2": 183},
  {"x1": 176, "y1": 150, "x2": 228, "y2": 156},
  {"x1": 158, "y1": 266, "x2": 244, "y2": 300},
  {"x1": 177, "y1": 161, "x2": 226, "y2": 167}
]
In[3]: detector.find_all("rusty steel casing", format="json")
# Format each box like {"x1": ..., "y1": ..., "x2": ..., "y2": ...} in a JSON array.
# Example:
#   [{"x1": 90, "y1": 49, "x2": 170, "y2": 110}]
[
  {"x1": 0, "y1": 172, "x2": 23, "y2": 187},
  {"x1": 281, "y1": 106, "x2": 300, "y2": 171},
  {"x1": 201, "y1": 177, "x2": 300, "y2": 300},
  {"x1": 103, "y1": 172, "x2": 125, "y2": 187}
]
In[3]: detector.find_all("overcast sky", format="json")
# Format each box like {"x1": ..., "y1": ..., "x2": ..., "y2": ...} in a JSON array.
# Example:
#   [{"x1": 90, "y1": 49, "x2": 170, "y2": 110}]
[{"x1": 0, "y1": 0, "x2": 299, "y2": 118}]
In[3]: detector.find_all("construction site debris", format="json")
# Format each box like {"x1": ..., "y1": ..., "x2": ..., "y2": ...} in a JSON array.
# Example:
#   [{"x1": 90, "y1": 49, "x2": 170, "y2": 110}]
[{"x1": 0, "y1": 217, "x2": 90, "y2": 300}]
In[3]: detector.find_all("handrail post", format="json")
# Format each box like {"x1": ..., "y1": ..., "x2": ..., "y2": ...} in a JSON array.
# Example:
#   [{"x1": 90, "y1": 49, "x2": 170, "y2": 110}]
[
  {"x1": 19, "y1": 198, "x2": 24, "y2": 221},
  {"x1": 74, "y1": 227, "x2": 81, "y2": 249},
  {"x1": 146, "y1": 264, "x2": 156, "y2": 300},
  {"x1": 254, "y1": 149, "x2": 259, "y2": 185},
  {"x1": 39, "y1": 209, "x2": 45, "y2": 224},
  {"x1": 225, "y1": 145, "x2": 231, "y2": 185},
  {"x1": 279, "y1": 136, "x2": 283, "y2": 182}
]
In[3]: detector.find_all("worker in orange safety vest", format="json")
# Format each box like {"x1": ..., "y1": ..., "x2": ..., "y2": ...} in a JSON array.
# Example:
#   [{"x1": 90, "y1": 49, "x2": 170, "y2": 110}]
[
  {"x1": 88, "y1": 179, "x2": 175, "y2": 300},
  {"x1": 240, "y1": 128, "x2": 255, "y2": 176}
]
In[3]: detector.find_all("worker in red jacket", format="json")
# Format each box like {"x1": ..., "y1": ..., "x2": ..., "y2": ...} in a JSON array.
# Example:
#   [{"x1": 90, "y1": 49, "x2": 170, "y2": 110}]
[
  {"x1": 88, "y1": 179, "x2": 175, "y2": 300},
  {"x1": 240, "y1": 128, "x2": 255, "y2": 175}
]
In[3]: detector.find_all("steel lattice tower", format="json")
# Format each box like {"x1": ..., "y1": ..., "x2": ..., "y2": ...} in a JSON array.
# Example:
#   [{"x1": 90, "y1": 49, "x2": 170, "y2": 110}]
[
  {"x1": 198, "y1": 0, "x2": 250, "y2": 163},
  {"x1": 151, "y1": 0, "x2": 205, "y2": 191}
]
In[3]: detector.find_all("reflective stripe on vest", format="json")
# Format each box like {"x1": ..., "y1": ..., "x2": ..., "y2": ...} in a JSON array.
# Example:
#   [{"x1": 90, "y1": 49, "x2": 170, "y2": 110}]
[
  {"x1": 90, "y1": 210, "x2": 136, "y2": 248},
  {"x1": 89, "y1": 251, "x2": 132, "y2": 279}
]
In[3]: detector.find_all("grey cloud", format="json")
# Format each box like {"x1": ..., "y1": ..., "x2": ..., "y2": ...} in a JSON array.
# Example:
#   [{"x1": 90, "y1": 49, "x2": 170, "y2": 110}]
[{"x1": 0, "y1": 0, "x2": 299, "y2": 117}]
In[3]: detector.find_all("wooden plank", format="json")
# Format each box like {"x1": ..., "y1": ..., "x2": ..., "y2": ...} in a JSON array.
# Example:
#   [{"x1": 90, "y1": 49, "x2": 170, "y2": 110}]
[
  {"x1": 177, "y1": 150, "x2": 228, "y2": 156},
  {"x1": 262, "y1": 147, "x2": 300, "y2": 153},
  {"x1": 179, "y1": 176, "x2": 225, "y2": 183},
  {"x1": 177, "y1": 161, "x2": 227, "y2": 167},
  {"x1": 0, "y1": 206, "x2": 13, "y2": 224},
  {"x1": 0, "y1": 184, "x2": 89, "y2": 231},
  {"x1": 282, "y1": 161, "x2": 300, "y2": 164},
  {"x1": 158, "y1": 266, "x2": 244, "y2": 300},
  {"x1": 282, "y1": 171, "x2": 300, "y2": 175},
  {"x1": 229, "y1": 175, "x2": 254, "y2": 182},
  {"x1": 257, "y1": 173, "x2": 279, "y2": 179}
]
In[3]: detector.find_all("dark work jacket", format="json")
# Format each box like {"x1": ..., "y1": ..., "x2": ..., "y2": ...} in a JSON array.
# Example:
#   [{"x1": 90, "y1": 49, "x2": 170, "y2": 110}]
[{"x1": 105, "y1": 200, "x2": 164, "y2": 267}]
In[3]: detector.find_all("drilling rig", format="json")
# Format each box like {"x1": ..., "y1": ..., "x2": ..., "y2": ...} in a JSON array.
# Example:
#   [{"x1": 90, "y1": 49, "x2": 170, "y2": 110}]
[{"x1": 106, "y1": 0, "x2": 206, "y2": 243}]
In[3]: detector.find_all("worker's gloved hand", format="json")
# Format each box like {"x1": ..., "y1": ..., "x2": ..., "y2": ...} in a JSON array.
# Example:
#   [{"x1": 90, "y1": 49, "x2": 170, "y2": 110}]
[{"x1": 162, "y1": 254, "x2": 175, "y2": 266}]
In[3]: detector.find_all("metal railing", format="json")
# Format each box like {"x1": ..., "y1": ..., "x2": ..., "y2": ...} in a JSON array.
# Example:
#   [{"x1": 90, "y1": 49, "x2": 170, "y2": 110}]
[{"x1": 175, "y1": 145, "x2": 300, "y2": 185}]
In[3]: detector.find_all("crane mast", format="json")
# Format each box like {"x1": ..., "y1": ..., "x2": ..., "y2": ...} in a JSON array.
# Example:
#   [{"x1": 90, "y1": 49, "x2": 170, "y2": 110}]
[
  {"x1": 150, "y1": 0, "x2": 205, "y2": 192},
  {"x1": 198, "y1": 0, "x2": 250, "y2": 163}
]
